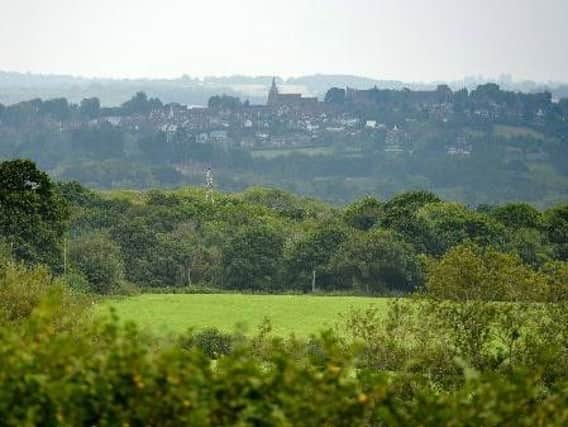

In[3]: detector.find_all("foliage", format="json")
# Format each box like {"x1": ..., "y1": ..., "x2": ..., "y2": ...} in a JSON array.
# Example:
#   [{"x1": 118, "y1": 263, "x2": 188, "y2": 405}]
[
  {"x1": 208, "y1": 94, "x2": 242, "y2": 110},
  {"x1": 343, "y1": 196, "x2": 382, "y2": 231},
  {"x1": 416, "y1": 202, "x2": 507, "y2": 255},
  {"x1": 0, "y1": 258, "x2": 88, "y2": 330},
  {"x1": 0, "y1": 159, "x2": 69, "y2": 269},
  {"x1": 68, "y1": 232, "x2": 125, "y2": 294},
  {"x1": 222, "y1": 223, "x2": 285, "y2": 291},
  {"x1": 543, "y1": 204, "x2": 568, "y2": 260},
  {"x1": 189, "y1": 328, "x2": 235, "y2": 359},
  {"x1": 52, "y1": 180, "x2": 568, "y2": 294},
  {"x1": 490, "y1": 202, "x2": 542, "y2": 230},
  {"x1": 331, "y1": 229, "x2": 422, "y2": 293},
  {"x1": 284, "y1": 222, "x2": 348, "y2": 291},
  {"x1": 4, "y1": 161, "x2": 568, "y2": 296},
  {"x1": 425, "y1": 244, "x2": 548, "y2": 301}
]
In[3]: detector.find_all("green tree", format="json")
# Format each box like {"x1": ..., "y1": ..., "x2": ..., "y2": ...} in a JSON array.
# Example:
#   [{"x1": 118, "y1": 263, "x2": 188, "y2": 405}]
[
  {"x1": 381, "y1": 191, "x2": 441, "y2": 249},
  {"x1": 0, "y1": 159, "x2": 69, "y2": 269},
  {"x1": 222, "y1": 223, "x2": 284, "y2": 290},
  {"x1": 285, "y1": 223, "x2": 348, "y2": 291},
  {"x1": 425, "y1": 244, "x2": 547, "y2": 301},
  {"x1": 343, "y1": 196, "x2": 382, "y2": 231},
  {"x1": 490, "y1": 203, "x2": 542, "y2": 230},
  {"x1": 69, "y1": 233, "x2": 124, "y2": 294},
  {"x1": 417, "y1": 202, "x2": 506, "y2": 255},
  {"x1": 543, "y1": 204, "x2": 568, "y2": 260},
  {"x1": 331, "y1": 229, "x2": 422, "y2": 293},
  {"x1": 505, "y1": 227, "x2": 553, "y2": 267},
  {"x1": 153, "y1": 223, "x2": 214, "y2": 287},
  {"x1": 111, "y1": 218, "x2": 159, "y2": 285}
]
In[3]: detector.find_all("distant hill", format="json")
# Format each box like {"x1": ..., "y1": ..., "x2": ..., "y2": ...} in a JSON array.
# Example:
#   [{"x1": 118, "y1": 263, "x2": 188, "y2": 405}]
[{"x1": 2, "y1": 71, "x2": 567, "y2": 107}]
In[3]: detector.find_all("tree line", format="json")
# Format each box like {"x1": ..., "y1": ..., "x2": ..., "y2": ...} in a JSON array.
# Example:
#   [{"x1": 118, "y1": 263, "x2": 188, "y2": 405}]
[{"x1": 2, "y1": 159, "x2": 568, "y2": 296}]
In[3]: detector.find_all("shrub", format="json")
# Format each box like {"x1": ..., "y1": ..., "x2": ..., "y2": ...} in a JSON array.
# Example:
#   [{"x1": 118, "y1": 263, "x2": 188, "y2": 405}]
[
  {"x1": 192, "y1": 328, "x2": 234, "y2": 359},
  {"x1": 425, "y1": 244, "x2": 547, "y2": 301},
  {"x1": 0, "y1": 315, "x2": 567, "y2": 426},
  {"x1": 69, "y1": 233, "x2": 125, "y2": 294},
  {"x1": 0, "y1": 260, "x2": 89, "y2": 330}
]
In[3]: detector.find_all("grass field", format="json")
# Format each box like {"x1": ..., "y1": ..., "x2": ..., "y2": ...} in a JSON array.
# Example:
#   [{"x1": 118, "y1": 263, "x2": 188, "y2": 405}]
[{"x1": 100, "y1": 294, "x2": 389, "y2": 337}]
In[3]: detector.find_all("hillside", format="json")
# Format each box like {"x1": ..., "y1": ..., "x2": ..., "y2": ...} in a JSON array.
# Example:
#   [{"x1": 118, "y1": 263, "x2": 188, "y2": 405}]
[{"x1": 2, "y1": 83, "x2": 568, "y2": 206}]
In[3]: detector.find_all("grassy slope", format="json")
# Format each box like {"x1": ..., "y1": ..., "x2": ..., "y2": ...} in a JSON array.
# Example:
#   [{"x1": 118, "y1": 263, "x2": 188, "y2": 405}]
[{"x1": 101, "y1": 294, "x2": 388, "y2": 337}]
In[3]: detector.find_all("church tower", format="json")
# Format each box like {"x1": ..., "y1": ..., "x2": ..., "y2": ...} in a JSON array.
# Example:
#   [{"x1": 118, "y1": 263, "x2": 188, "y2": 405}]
[{"x1": 267, "y1": 77, "x2": 279, "y2": 106}]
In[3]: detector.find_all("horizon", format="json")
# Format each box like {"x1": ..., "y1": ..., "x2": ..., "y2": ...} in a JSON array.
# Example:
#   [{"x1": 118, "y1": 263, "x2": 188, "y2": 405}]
[{"x1": 1, "y1": 69, "x2": 567, "y2": 89}]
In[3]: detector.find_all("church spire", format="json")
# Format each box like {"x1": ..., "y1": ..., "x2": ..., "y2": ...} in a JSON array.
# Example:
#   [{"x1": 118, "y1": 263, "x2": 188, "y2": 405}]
[{"x1": 267, "y1": 76, "x2": 279, "y2": 106}]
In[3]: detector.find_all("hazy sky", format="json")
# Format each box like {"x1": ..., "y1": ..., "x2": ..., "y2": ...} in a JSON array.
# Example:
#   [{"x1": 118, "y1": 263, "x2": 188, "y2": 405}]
[{"x1": 1, "y1": 0, "x2": 567, "y2": 82}]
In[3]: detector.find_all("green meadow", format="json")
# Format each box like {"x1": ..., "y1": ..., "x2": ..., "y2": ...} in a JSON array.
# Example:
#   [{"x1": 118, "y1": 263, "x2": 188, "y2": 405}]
[{"x1": 101, "y1": 294, "x2": 389, "y2": 336}]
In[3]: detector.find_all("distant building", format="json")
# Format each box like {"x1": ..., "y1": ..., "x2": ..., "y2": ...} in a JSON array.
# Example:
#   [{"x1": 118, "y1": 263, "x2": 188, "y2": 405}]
[{"x1": 267, "y1": 77, "x2": 319, "y2": 108}]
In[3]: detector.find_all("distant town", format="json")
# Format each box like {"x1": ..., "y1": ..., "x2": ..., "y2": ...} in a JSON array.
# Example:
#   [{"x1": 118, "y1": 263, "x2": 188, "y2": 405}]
[
  {"x1": 1, "y1": 78, "x2": 567, "y2": 205},
  {"x1": 3, "y1": 78, "x2": 565, "y2": 157}
]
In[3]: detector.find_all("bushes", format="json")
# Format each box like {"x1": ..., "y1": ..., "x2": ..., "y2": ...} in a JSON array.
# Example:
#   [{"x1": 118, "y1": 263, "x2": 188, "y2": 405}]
[
  {"x1": 425, "y1": 244, "x2": 549, "y2": 301},
  {"x1": 0, "y1": 259, "x2": 89, "y2": 330},
  {"x1": 425, "y1": 244, "x2": 568, "y2": 302},
  {"x1": 186, "y1": 328, "x2": 235, "y2": 359},
  {"x1": 1, "y1": 311, "x2": 567, "y2": 426},
  {"x1": 0, "y1": 319, "x2": 381, "y2": 426}
]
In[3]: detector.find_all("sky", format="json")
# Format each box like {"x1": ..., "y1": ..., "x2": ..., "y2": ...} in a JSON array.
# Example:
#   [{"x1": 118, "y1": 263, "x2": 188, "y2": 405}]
[{"x1": 0, "y1": 0, "x2": 567, "y2": 83}]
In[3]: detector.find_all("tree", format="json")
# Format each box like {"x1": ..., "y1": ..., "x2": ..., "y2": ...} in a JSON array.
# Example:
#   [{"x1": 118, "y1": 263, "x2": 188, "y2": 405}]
[
  {"x1": 490, "y1": 203, "x2": 541, "y2": 230},
  {"x1": 152, "y1": 223, "x2": 215, "y2": 287},
  {"x1": 71, "y1": 124, "x2": 125, "y2": 160},
  {"x1": 208, "y1": 95, "x2": 242, "y2": 110},
  {"x1": 222, "y1": 223, "x2": 284, "y2": 290},
  {"x1": 381, "y1": 191, "x2": 441, "y2": 248},
  {"x1": 343, "y1": 196, "x2": 382, "y2": 231},
  {"x1": 79, "y1": 97, "x2": 101, "y2": 119},
  {"x1": 331, "y1": 229, "x2": 422, "y2": 294},
  {"x1": 121, "y1": 92, "x2": 162, "y2": 115},
  {"x1": 416, "y1": 202, "x2": 506, "y2": 255},
  {"x1": 505, "y1": 227, "x2": 553, "y2": 267},
  {"x1": 324, "y1": 88, "x2": 346, "y2": 104},
  {"x1": 243, "y1": 187, "x2": 314, "y2": 221},
  {"x1": 111, "y1": 218, "x2": 159, "y2": 285},
  {"x1": 285, "y1": 223, "x2": 348, "y2": 291},
  {"x1": 425, "y1": 244, "x2": 547, "y2": 301},
  {"x1": 543, "y1": 204, "x2": 568, "y2": 260},
  {"x1": 0, "y1": 159, "x2": 69, "y2": 269},
  {"x1": 69, "y1": 233, "x2": 124, "y2": 294},
  {"x1": 541, "y1": 260, "x2": 568, "y2": 302},
  {"x1": 40, "y1": 98, "x2": 70, "y2": 121}
]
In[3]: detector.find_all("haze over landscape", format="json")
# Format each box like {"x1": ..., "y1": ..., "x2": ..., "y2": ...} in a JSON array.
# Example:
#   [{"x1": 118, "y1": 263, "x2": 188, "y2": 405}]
[{"x1": 1, "y1": 0, "x2": 567, "y2": 83}]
